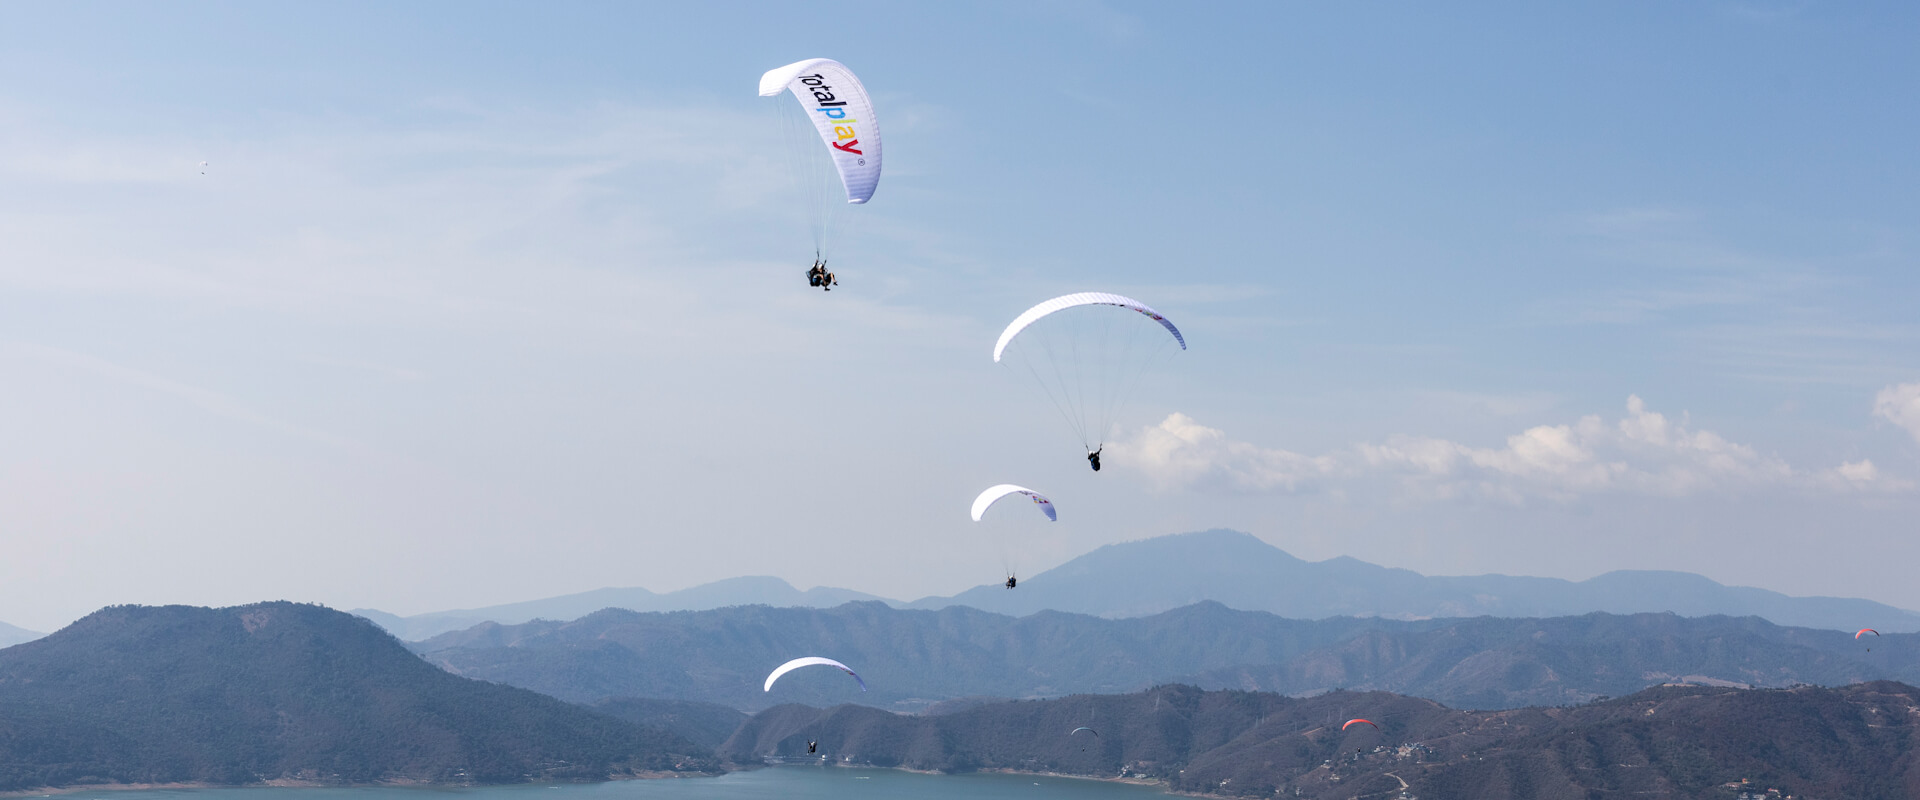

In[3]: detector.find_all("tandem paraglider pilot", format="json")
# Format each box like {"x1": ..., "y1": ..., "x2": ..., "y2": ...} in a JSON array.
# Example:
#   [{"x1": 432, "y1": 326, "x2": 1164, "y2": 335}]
[{"x1": 806, "y1": 261, "x2": 836, "y2": 291}]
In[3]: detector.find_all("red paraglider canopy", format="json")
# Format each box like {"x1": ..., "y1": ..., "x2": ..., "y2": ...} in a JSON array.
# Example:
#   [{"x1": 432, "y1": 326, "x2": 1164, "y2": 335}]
[
  {"x1": 1342, "y1": 718, "x2": 1379, "y2": 731},
  {"x1": 1858, "y1": 628, "x2": 1881, "y2": 639}
]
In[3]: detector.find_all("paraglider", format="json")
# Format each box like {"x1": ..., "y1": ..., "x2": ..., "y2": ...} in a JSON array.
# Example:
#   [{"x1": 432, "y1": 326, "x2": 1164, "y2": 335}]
[
  {"x1": 973, "y1": 485, "x2": 1055, "y2": 589},
  {"x1": 994, "y1": 293, "x2": 1186, "y2": 468},
  {"x1": 807, "y1": 740, "x2": 818, "y2": 754},
  {"x1": 1342, "y1": 719, "x2": 1379, "y2": 731},
  {"x1": 198, "y1": 160, "x2": 207, "y2": 175},
  {"x1": 1069, "y1": 726, "x2": 1099, "y2": 751},
  {"x1": 764, "y1": 656, "x2": 867, "y2": 693},
  {"x1": 759, "y1": 58, "x2": 881, "y2": 288},
  {"x1": 994, "y1": 293, "x2": 1186, "y2": 362},
  {"x1": 970, "y1": 485, "x2": 1057, "y2": 523}
]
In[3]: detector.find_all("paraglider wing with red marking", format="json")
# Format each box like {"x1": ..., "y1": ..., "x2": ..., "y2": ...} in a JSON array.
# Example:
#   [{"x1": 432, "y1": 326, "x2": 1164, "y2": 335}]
[{"x1": 971, "y1": 484, "x2": 1057, "y2": 522}]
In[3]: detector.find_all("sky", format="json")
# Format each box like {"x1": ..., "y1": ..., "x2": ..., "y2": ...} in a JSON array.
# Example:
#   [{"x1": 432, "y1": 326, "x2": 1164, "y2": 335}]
[{"x1": 2, "y1": 2, "x2": 1919, "y2": 632}]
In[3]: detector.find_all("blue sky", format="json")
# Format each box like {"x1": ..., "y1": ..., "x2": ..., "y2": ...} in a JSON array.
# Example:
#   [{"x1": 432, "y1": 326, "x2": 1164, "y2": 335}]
[{"x1": 2, "y1": 2, "x2": 1918, "y2": 631}]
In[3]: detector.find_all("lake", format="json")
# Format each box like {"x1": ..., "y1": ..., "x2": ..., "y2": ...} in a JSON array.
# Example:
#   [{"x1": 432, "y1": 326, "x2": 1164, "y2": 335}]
[{"x1": 41, "y1": 770, "x2": 1173, "y2": 800}]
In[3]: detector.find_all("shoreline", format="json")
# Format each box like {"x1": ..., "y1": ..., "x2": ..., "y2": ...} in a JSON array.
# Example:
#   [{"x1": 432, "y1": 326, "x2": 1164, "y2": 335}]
[
  {"x1": 0, "y1": 771, "x2": 719, "y2": 798},
  {"x1": 740, "y1": 761, "x2": 1181, "y2": 794},
  {"x1": 1, "y1": 764, "x2": 1182, "y2": 798},
  {"x1": 968, "y1": 766, "x2": 1170, "y2": 790},
  {"x1": 1, "y1": 781, "x2": 330, "y2": 797}
]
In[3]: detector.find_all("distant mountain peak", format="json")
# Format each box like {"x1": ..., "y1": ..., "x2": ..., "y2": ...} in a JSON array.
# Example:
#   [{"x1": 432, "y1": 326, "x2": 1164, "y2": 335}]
[
  {"x1": 357, "y1": 528, "x2": 1920, "y2": 641},
  {"x1": 0, "y1": 618, "x2": 42, "y2": 648},
  {"x1": 356, "y1": 575, "x2": 895, "y2": 641},
  {"x1": 907, "y1": 528, "x2": 1920, "y2": 632}
]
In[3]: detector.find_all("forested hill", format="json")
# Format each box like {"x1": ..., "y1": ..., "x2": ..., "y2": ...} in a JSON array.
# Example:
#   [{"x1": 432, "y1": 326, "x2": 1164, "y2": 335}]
[
  {"x1": 0, "y1": 602, "x2": 719, "y2": 791},
  {"x1": 417, "y1": 600, "x2": 1916, "y2": 712},
  {"x1": 587, "y1": 698, "x2": 748, "y2": 751},
  {"x1": 723, "y1": 682, "x2": 1920, "y2": 800}
]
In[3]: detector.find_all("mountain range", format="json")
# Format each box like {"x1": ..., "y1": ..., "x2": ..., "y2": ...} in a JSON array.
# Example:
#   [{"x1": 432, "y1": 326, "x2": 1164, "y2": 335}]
[
  {"x1": 414, "y1": 600, "x2": 1915, "y2": 712},
  {"x1": 907, "y1": 530, "x2": 1920, "y2": 633},
  {"x1": 0, "y1": 620, "x2": 41, "y2": 648},
  {"x1": 358, "y1": 530, "x2": 1920, "y2": 640},
  {"x1": 4, "y1": 598, "x2": 1913, "y2": 798},
  {"x1": 723, "y1": 681, "x2": 1920, "y2": 799},
  {"x1": 354, "y1": 577, "x2": 890, "y2": 641},
  {"x1": 0, "y1": 602, "x2": 718, "y2": 791}
]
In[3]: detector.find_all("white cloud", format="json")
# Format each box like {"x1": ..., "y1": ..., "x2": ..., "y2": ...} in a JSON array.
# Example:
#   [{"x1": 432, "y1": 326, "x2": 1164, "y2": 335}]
[
  {"x1": 1115, "y1": 395, "x2": 1905, "y2": 502},
  {"x1": 1361, "y1": 395, "x2": 1799, "y2": 500},
  {"x1": 1836, "y1": 460, "x2": 1879, "y2": 481},
  {"x1": 1874, "y1": 382, "x2": 1920, "y2": 445},
  {"x1": 1114, "y1": 412, "x2": 1340, "y2": 493}
]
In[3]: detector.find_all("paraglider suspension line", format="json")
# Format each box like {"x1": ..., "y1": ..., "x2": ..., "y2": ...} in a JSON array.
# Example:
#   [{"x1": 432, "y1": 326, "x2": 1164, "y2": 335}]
[{"x1": 1022, "y1": 343, "x2": 1092, "y2": 451}]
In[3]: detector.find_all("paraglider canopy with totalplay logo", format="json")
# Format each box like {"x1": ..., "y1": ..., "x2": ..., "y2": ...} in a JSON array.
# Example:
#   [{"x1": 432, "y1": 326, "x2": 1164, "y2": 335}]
[{"x1": 759, "y1": 58, "x2": 881, "y2": 274}]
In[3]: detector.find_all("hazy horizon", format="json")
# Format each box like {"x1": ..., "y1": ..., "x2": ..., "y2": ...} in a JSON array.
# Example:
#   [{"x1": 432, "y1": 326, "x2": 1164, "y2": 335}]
[
  {"x1": 4, "y1": 3, "x2": 1919, "y2": 633},
  {"x1": 24, "y1": 526, "x2": 1914, "y2": 635}
]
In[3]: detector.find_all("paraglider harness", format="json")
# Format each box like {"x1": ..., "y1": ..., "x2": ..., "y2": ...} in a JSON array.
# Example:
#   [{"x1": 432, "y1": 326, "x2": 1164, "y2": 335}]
[
  {"x1": 807, "y1": 740, "x2": 818, "y2": 754},
  {"x1": 806, "y1": 259, "x2": 837, "y2": 291},
  {"x1": 1087, "y1": 447, "x2": 1102, "y2": 472},
  {"x1": 1005, "y1": 575, "x2": 1017, "y2": 589}
]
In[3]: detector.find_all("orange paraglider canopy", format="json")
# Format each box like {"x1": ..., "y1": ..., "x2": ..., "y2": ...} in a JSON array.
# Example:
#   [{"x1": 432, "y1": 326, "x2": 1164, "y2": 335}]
[
  {"x1": 1857, "y1": 628, "x2": 1881, "y2": 639},
  {"x1": 1342, "y1": 718, "x2": 1379, "y2": 731}
]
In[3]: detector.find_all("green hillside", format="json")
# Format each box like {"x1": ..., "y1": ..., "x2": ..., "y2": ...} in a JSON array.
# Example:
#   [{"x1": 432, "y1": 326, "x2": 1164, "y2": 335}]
[
  {"x1": 417, "y1": 600, "x2": 1914, "y2": 711},
  {"x1": 0, "y1": 602, "x2": 719, "y2": 791},
  {"x1": 723, "y1": 682, "x2": 1920, "y2": 799}
]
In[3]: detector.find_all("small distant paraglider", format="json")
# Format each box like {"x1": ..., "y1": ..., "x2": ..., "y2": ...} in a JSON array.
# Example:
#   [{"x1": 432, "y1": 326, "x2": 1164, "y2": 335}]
[
  {"x1": 1069, "y1": 726, "x2": 1099, "y2": 750},
  {"x1": 763, "y1": 656, "x2": 867, "y2": 693},
  {"x1": 198, "y1": 161, "x2": 208, "y2": 175},
  {"x1": 1342, "y1": 718, "x2": 1379, "y2": 731},
  {"x1": 971, "y1": 484, "x2": 1056, "y2": 590}
]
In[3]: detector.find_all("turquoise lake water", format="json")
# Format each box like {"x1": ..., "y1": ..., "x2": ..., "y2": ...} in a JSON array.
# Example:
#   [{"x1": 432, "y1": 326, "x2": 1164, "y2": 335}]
[{"x1": 39, "y1": 769, "x2": 1172, "y2": 800}]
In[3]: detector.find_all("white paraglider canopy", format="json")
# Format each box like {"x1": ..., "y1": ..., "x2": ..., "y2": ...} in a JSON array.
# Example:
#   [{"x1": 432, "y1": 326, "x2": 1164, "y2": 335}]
[
  {"x1": 994, "y1": 292, "x2": 1188, "y2": 455},
  {"x1": 764, "y1": 656, "x2": 867, "y2": 692},
  {"x1": 758, "y1": 58, "x2": 882, "y2": 205},
  {"x1": 971, "y1": 484, "x2": 1057, "y2": 522},
  {"x1": 994, "y1": 293, "x2": 1184, "y2": 363}
]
